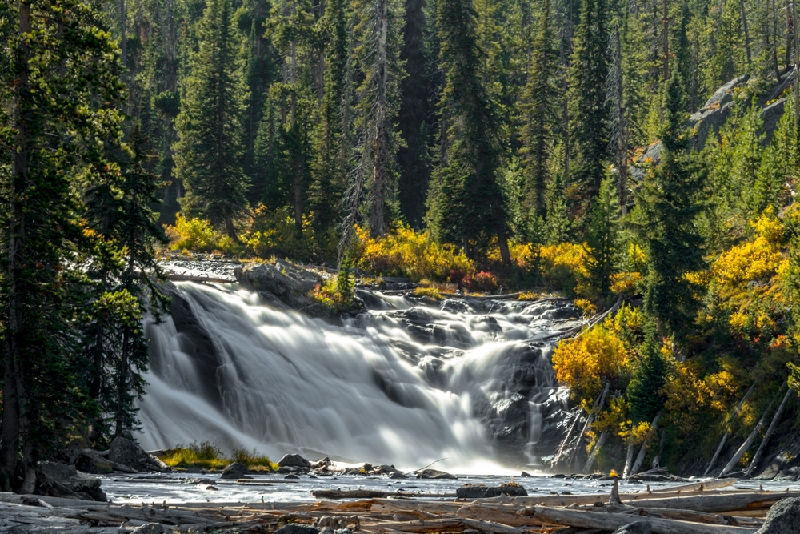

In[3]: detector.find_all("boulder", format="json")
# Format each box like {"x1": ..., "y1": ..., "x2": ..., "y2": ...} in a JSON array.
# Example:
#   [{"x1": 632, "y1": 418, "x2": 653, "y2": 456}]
[
  {"x1": 278, "y1": 453, "x2": 311, "y2": 469},
  {"x1": 456, "y1": 483, "x2": 527, "y2": 499},
  {"x1": 612, "y1": 522, "x2": 652, "y2": 534},
  {"x1": 37, "y1": 461, "x2": 106, "y2": 501},
  {"x1": 235, "y1": 261, "x2": 319, "y2": 308},
  {"x1": 108, "y1": 436, "x2": 170, "y2": 473},
  {"x1": 273, "y1": 524, "x2": 320, "y2": 534},
  {"x1": 74, "y1": 450, "x2": 114, "y2": 474},
  {"x1": 220, "y1": 462, "x2": 250, "y2": 480},
  {"x1": 755, "y1": 496, "x2": 800, "y2": 534},
  {"x1": 416, "y1": 468, "x2": 457, "y2": 480}
]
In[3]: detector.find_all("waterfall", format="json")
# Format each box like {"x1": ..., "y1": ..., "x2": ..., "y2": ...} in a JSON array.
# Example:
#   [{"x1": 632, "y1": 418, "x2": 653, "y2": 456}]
[{"x1": 136, "y1": 282, "x2": 581, "y2": 472}]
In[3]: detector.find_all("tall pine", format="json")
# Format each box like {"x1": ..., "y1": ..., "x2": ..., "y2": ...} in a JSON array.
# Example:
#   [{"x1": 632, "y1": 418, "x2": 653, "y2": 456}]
[{"x1": 174, "y1": 0, "x2": 249, "y2": 240}]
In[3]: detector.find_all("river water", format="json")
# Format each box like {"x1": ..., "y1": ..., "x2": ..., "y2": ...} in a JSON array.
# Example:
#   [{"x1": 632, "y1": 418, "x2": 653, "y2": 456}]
[{"x1": 136, "y1": 281, "x2": 584, "y2": 473}]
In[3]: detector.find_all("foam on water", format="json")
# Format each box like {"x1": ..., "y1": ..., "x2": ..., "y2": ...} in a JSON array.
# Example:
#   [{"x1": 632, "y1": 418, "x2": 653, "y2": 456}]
[{"x1": 137, "y1": 282, "x2": 572, "y2": 473}]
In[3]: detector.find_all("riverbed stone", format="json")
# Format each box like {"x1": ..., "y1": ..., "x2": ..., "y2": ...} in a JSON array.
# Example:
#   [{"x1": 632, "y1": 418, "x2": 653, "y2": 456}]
[
  {"x1": 220, "y1": 462, "x2": 249, "y2": 479},
  {"x1": 456, "y1": 483, "x2": 527, "y2": 498},
  {"x1": 278, "y1": 454, "x2": 311, "y2": 469},
  {"x1": 612, "y1": 521, "x2": 652, "y2": 534},
  {"x1": 755, "y1": 496, "x2": 800, "y2": 534},
  {"x1": 37, "y1": 461, "x2": 106, "y2": 501},
  {"x1": 109, "y1": 436, "x2": 169, "y2": 472},
  {"x1": 416, "y1": 468, "x2": 457, "y2": 480}
]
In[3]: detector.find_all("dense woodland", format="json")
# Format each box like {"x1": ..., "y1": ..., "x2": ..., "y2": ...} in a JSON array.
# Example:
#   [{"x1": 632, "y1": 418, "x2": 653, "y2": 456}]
[{"x1": 2, "y1": 0, "x2": 800, "y2": 493}]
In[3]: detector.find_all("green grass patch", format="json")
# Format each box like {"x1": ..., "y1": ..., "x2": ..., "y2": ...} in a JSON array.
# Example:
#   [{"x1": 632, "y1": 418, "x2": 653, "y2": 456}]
[{"x1": 159, "y1": 441, "x2": 276, "y2": 471}]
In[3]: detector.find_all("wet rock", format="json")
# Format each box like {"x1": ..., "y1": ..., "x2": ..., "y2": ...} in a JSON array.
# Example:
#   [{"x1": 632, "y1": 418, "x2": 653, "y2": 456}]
[
  {"x1": 456, "y1": 483, "x2": 528, "y2": 498},
  {"x1": 370, "y1": 464, "x2": 401, "y2": 476},
  {"x1": 74, "y1": 450, "x2": 114, "y2": 474},
  {"x1": 755, "y1": 496, "x2": 800, "y2": 533},
  {"x1": 612, "y1": 521, "x2": 652, "y2": 534},
  {"x1": 273, "y1": 524, "x2": 320, "y2": 534},
  {"x1": 521, "y1": 472, "x2": 531, "y2": 477},
  {"x1": 390, "y1": 472, "x2": 408, "y2": 479},
  {"x1": 220, "y1": 462, "x2": 250, "y2": 480},
  {"x1": 416, "y1": 468, "x2": 457, "y2": 480},
  {"x1": 37, "y1": 461, "x2": 106, "y2": 501},
  {"x1": 109, "y1": 436, "x2": 170, "y2": 473},
  {"x1": 235, "y1": 261, "x2": 319, "y2": 308},
  {"x1": 285, "y1": 474, "x2": 300, "y2": 479},
  {"x1": 278, "y1": 454, "x2": 311, "y2": 469}
]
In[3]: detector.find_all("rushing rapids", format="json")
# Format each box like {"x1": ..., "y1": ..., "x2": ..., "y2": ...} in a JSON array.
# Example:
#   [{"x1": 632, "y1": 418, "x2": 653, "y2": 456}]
[{"x1": 137, "y1": 280, "x2": 585, "y2": 473}]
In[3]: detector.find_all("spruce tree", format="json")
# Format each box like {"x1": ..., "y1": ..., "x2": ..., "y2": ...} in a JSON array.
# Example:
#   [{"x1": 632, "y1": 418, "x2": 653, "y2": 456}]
[
  {"x1": 627, "y1": 321, "x2": 668, "y2": 424},
  {"x1": 568, "y1": 0, "x2": 611, "y2": 216},
  {"x1": 520, "y1": 0, "x2": 558, "y2": 224},
  {"x1": 427, "y1": 0, "x2": 511, "y2": 262},
  {"x1": 1, "y1": 0, "x2": 127, "y2": 491},
  {"x1": 397, "y1": 0, "x2": 435, "y2": 228},
  {"x1": 174, "y1": 0, "x2": 249, "y2": 240},
  {"x1": 635, "y1": 70, "x2": 704, "y2": 341},
  {"x1": 585, "y1": 175, "x2": 619, "y2": 301}
]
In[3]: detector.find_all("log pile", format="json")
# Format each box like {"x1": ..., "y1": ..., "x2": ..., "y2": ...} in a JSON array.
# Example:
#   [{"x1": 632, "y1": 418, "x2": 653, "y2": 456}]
[{"x1": 1, "y1": 480, "x2": 797, "y2": 533}]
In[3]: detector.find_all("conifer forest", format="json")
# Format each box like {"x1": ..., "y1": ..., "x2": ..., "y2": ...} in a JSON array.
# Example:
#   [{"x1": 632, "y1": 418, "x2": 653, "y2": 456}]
[{"x1": 3, "y1": 0, "x2": 800, "y2": 498}]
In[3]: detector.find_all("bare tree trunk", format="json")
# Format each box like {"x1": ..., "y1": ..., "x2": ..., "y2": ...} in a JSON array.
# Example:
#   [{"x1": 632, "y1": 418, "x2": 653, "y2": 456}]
[
  {"x1": 583, "y1": 430, "x2": 608, "y2": 473},
  {"x1": 794, "y1": 0, "x2": 799, "y2": 133},
  {"x1": 705, "y1": 382, "x2": 755, "y2": 476},
  {"x1": 787, "y1": 5, "x2": 794, "y2": 73},
  {"x1": 569, "y1": 381, "x2": 609, "y2": 469},
  {"x1": 745, "y1": 388, "x2": 792, "y2": 477},
  {"x1": 652, "y1": 428, "x2": 666, "y2": 469},
  {"x1": 369, "y1": 0, "x2": 389, "y2": 238},
  {"x1": 622, "y1": 439, "x2": 635, "y2": 479},
  {"x1": 721, "y1": 396, "x2": 776, "y2": 477},
  {"x1": 630, "y1": 412, "x2": 662, "y2": 477},
  {"x1": 771, "y1": 0, "x2": 781, "y2": 83},
  {"x1": 740, "y1": 0, "x2": 751, "y2": 65}
]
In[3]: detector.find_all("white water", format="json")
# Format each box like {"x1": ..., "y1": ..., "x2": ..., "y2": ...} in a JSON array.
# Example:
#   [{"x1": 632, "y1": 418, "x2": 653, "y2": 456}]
[{"x1": 137, "y1": 283, "x2": 580, "y2": 473}]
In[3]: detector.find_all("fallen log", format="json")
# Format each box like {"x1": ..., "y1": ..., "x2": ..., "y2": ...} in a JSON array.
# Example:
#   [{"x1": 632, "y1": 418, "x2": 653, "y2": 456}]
[
  {"x1": 532, "y1": 506, "x2": 758, "y2": 534},
  {"x1": 617, "y1": 491, "x2": 800, "y2": 513},
  {"x1": 650, "y1": 479, "x2": 736, "y2": 493},
  {"x1": 312, "y1": 489, "x2": 456, "y2": 499},
  {"x1": 366, "y1": 517, "x2": 523, "y2": 534}
]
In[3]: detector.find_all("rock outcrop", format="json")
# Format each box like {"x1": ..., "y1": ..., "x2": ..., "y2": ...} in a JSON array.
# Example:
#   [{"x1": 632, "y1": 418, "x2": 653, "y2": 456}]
[
  {"x1": 755, "y1": 496, "x2": 800, "y2": 533},
  {"x1": 456, "y1": 483, "x2": 527, "y2": 498},
  {"x1": 108, "y1": 436, "x2": 169, "y2": 473},
  {"x1": 36, "y1": 462, "x2": 106, "y2": 501}
]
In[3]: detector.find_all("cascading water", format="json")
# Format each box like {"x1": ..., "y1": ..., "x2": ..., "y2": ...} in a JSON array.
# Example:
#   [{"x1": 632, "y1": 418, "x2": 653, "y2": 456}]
[{"x1": 137, "y1": 281, "x2": 583, "y2": 472}]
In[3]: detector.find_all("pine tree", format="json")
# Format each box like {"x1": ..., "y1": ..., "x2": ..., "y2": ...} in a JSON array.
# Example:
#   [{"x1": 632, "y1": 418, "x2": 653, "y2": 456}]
[
  {"x1": 174, "y1": 0, "x2": 250, "y2": 240},
  {"x1": 585, "y1": 174, "x2": 619, "y2": 301},
  {"x1": 397, "y1": 0, "x2": 435, "y2": 228},
  {"x1": 427, "y1": 0, "x2": 511, "y2": 262},
  {"x1": 568, "y1": 0, "x2": 611, "y2": 217},
  {"x1": 520, "y1": 0, "x2": 558, "y2": 224},
  {"x1": 308, "y1": 0, "x2": 348, "y2": 255},
  {"x1": 627, "y1": 321, "x2": 668, "y2": 424},
  {"x1": 1, "y1": 0, "x2": 127, "y2": 491},
  {"x1": 635, "y1": 70, "x2": 704, "y2": 341},
  {"x1": 352, "y1": 0, "x2": 404, "y2": 238}
]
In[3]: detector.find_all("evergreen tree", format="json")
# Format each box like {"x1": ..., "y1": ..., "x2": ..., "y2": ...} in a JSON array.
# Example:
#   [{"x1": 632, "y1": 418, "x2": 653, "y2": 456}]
[
  {"x1": 174, "y1": 0, "x2": 250, "y2": 239},
  {"x1": 0, "y1": 0, "x2": 127, "y2": 491},
  {"x1": 585, "y1": 175, "x2": 619, "y2": 301},
  {"x1": 568, "y1": 0, "x2": 611, "y2": 217},
  {"x1": 427, "y1": 0, "x2": 511, "y2": 262},
  {"x1": 309, "y1": 0, "x2": 349, "y2": 255},
  {"x1": 635, "y1": 70, "x2": 704, "y2": 341},
  {"x1": 627, "y1": 321, "x2": 668, "y2": 423},
  {"x1": 397, "y1": 0, "x2": 435, "y2": 228},
  {"x1": 520, "y1": 0, "x2": 558, "y2": 224}
]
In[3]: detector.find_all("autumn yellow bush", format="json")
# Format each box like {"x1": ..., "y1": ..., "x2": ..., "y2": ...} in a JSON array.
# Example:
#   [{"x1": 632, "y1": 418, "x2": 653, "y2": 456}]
[
  {"x1": 241, "y1": 205, "x2": 314, "y2": 261},
  {"x1": 552, "y1": 305, "x2": 644, "y2": 403},
  {"x1": 166, "y1": 214, "x2": 225, "y2": 253},
  {"x1": 539, "y1": 242, "x2": 589, "y2": 296},
  {"x1": 354, "y1": 224, "x2": 474, "y2": 282}
]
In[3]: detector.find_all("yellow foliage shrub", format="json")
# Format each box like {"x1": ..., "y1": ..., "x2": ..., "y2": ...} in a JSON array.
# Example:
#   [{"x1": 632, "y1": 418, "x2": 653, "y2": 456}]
[
  {"x1": 354, "y1": 224, "x2": 474, "y2": 282},
  {"x1": 552, "y1": 313, "x2": 636, "y2": 403},
  {"x1": 242, "y1": 205, "x2": 313, "y2": 261},
  {"x1": 539, "y1": 243, "x2": 589, "y2": 296},
  {"x1": 166, "y1": 214, "x2": 220, "y2": 253}
]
